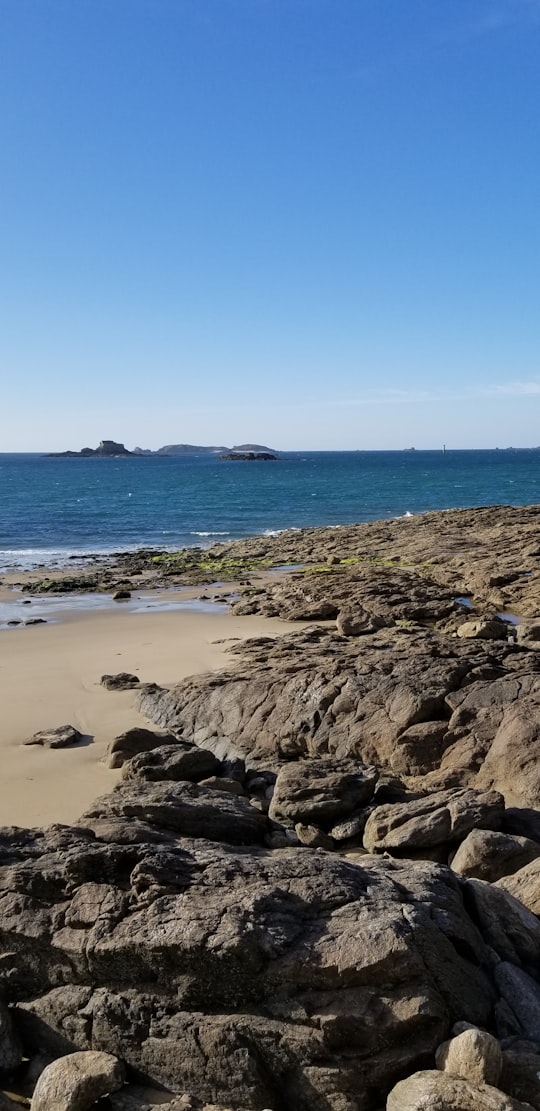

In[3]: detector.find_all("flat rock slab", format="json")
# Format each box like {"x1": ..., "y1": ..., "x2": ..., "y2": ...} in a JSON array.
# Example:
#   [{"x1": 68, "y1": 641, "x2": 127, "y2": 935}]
[
  {"x1": 137, "y1": 625, "x2": 540, "y2": 810},
  {"x1": 122, "y1": 744, "x2": 221, "y2": 783},
  {"x1": 81, "y1": 780, "x2": 269, "y2": 845},
  {"x1": 387, "y1": 1069, "x2": 531, "y2": 1110},
  {"x1": 24, "y1": 724, "x2": 83, "y2": 749}
]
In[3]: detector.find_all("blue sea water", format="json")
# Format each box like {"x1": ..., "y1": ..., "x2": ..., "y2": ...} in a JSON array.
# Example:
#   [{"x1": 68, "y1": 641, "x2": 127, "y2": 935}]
[{"x1": 1, "y1": 450, "x2": 540, "y2": 570}]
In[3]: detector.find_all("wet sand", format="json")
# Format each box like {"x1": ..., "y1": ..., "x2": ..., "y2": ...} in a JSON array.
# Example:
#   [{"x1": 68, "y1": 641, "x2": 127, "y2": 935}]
[{"x1": 0, "y1": 588, "x2": 295, "y2": 828}]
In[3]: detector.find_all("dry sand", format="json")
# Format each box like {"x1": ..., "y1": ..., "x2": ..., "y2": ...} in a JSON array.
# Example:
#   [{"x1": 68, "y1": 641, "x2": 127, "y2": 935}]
[{"x1": 0, "y1": 587, "x2": 295, "y2": 828}]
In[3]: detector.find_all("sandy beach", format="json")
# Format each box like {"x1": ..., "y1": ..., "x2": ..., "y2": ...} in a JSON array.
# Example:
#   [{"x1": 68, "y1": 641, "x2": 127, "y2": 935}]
[{"x1": 0, "y1": 583, "x2": 297, "y2": 828}]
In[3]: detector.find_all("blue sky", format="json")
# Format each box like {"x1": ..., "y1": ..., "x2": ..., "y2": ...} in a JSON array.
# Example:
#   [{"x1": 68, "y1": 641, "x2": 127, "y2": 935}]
[{"x1": 2, "y1": 0, "x2": 540, "y2": 450}]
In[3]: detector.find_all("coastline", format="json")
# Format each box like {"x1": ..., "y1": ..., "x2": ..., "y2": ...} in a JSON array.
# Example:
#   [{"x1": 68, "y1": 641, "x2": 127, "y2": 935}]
[
  {"x1": 2, "y1": 500, "x2": 540, "y2": 825},
  {"x1": 0, "y1": 586, "x2": 303, "y2": 827},
  {"x1": 1, "y1": 506, "x2": 540, "y2": 1107}
]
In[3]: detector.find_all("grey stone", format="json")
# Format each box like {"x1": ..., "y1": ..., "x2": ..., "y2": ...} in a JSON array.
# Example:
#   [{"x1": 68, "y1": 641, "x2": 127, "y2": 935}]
[
  {"x1": 24, "y1": 724, "x2": 83, "y2": 749},
  {"x1": 101, "y1": 672, "x2": 140, "y2": 691},
  {"x1": 30, "y1": 1050, "x2": 125, "y2": 1110}
]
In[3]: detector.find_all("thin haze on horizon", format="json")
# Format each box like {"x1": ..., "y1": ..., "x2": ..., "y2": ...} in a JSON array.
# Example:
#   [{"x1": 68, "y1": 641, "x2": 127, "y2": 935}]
[{"x1": 1, "y1": 0, "x2": 540, "y2": 451}]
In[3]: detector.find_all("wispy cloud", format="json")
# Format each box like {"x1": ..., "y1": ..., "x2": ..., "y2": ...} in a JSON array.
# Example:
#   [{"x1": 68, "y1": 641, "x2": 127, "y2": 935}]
[
  {"x1": 489, "y1": 380, "x2": 540, "y2": 396},
  {"x1": 322, "y1": 381, "x2": 540, "y2": 407}
]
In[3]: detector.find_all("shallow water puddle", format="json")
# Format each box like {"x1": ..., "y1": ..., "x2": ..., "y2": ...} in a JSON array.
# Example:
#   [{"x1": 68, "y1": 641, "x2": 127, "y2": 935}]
[{"x1": 0, "y1": 591, "x2": 228, "y2": 629}]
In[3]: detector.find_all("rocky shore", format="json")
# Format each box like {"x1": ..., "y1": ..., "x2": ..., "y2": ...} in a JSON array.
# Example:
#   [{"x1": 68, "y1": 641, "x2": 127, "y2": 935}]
[{"x1": 2, "y1": 505, "x2": 540, "y2": 1109}]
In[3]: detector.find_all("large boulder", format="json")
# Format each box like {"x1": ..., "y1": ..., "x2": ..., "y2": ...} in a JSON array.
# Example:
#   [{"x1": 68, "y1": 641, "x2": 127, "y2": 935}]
[
  {"x1": 31, "y1": 1050, "x2": 125, "y2": 1110},
  {"x1": 386, "y1": 1069, "x2": 532, "y2": 1110},
  {"x1": 362, "y1": 788, "x2": 504, "y2": 854},
  {"x1": 496, "y1": 858, "x2": 540, "y2": 916},
  {"x1": 435, "y1": 1028, "x2": 503, "y2": 1086},
  {"x1": 106, "y1": 728, "x2": 180, "y2": 769},
  {"x1": 121, "y1": 744, "x2": 221, "y2": 783},
  {"x1": 268, "y1": 758, "x2": 378, "y2": 826},
  {"x1": 0, "y1": 822, "x2": 499, "y2": 1111},
  {"x1": 450, "y1": 830, "x2": 540, "y2": 883},
  {"x1": 476, "y1": 698, "x2": 540, "y2": 808}
]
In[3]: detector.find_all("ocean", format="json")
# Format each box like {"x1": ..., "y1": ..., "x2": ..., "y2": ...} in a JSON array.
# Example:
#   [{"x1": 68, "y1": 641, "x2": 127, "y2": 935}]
[{"x1": 1, "y1": 449, "x2": 540, "y2": 571}]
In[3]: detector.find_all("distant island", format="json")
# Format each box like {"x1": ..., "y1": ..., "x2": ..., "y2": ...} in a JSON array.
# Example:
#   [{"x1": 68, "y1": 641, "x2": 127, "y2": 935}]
[
  {"x1": 45, "y1": 440, "x2": 278, "y2": 458},
  {"x1": 46, "y1": 440, "x2": 134, "y2": 458},
  {"x1": 219, "y1": 451, "x2": 277, "y2": 461}
]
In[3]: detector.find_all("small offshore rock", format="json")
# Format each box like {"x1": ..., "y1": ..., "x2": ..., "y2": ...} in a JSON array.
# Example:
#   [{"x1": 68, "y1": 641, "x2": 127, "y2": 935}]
[
  {"x1": 24, "y1": 617, "x2": 47, "y2": 625},
  {"x1": 31, "y1": 1050, "x2": 125, "y2": 1110},
  {"x1": 113, "y1": 589, "x2": 131, "y2": 601},
  {"x1": 25, "y1": 724, "x2": 83, "y2": 749},
  {"x1": 101, "y1": 672, "x2": 140, "y2": 691}
]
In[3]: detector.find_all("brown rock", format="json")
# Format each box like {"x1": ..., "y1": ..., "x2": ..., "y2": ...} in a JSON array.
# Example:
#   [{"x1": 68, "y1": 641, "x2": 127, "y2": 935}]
[
  {"x1": 101, "y1": 672, "x2": 140, "y2": 691},
  {"x1": 465, "y1": 881, "x2": 540, "y2": 972},
  {"x1": 494, "y1": 962, "x2": 540, "y2": 1040},
  {"x1": 336, "y1": 608, "x2": 388, "y2": 635},
  {"x1": 0, "y1": 996, "x2": 22, "y2": 1071},
  {"x1": 198, "y1": 777, "x2": 247, "y2": 797},
  {"x1": 362, "y1": 788, "x2": 504, "y2": 854},
  {"x1": 25, "y1": 724, "x2": 83, "y2": 749},
  {"x1": 496, "y1": 857, "x2": 540, "y2": 916},
  {"x1": 386, "y1": 1069, "x2": 531, "y2": 1110},
  {"x1": 80, "y1": 780, "x2": 269, "y2": 845},
  {"x1": 436, "y1": 1028, "x2": 503, "y2": 1086},
  {"x1": 269, "y1": 758, "x2": 378, "y2": 827},
  {"x1": 450, "y1": 830, "x2": 540, "y2": 883},
  {"x1": 106, "y1": 728, "x2": 179, "y2": 769},
  {"x1": 476, "y1": 698, "x2": 540, "y2": 809},
  {"x1": 390, "y1": 720, "x2": 450, "y2": 776},
  {"x1": 457, "y1": 617, "x2": 509, "y2": 640},
  {"x1": 294, "y1": 823, "x2": 334, "y2": 849},
  {"x1": 30, "y1": 1050, "x2": 125, "y2": 1110},
  {"x1": 120, "y1": 744, "x2": 220, "y2": 783}
]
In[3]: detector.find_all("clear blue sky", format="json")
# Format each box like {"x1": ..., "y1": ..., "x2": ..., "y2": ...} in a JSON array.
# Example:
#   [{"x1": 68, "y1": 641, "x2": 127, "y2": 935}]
[{"x1": 2, "y1": 0, "x2": 540, "y2": 450}]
